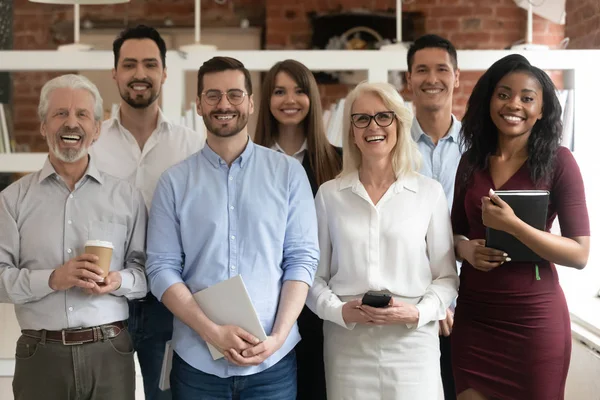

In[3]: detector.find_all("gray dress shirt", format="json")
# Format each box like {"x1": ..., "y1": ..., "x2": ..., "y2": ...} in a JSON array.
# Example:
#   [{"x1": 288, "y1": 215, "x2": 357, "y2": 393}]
[{"x1": 0, "y1": 156, "x2": 147, "y2": 330}]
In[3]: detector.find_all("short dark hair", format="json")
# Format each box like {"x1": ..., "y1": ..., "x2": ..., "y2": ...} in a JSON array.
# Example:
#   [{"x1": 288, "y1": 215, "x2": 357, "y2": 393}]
[
  {"x1": 113, "y1": 25, "x2": 167, "y2": 69},
  {"x1": 197, "y1": 57, "x2": 253, "y2": 97},
  {"x1": 460, "y1": 54, "x2": 562, "y2": 188},
  {"x1": 407, "y1": 34, "x2": 458, "y2": 72}
]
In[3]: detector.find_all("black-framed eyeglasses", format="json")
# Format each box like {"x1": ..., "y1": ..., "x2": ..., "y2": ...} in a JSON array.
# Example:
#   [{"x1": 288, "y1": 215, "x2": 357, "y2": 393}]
[
  {"x1": 350, "y1": 111, "x2": 396, "y2": 128},
  {"x1": 201, "y1": 89, "x2": 247, "y2": 106}
]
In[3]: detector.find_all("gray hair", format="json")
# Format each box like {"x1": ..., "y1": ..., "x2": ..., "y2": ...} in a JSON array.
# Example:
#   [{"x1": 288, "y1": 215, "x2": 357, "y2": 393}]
[{"x1": 38, "y1": 74, "x2": 103, "y2": 122}]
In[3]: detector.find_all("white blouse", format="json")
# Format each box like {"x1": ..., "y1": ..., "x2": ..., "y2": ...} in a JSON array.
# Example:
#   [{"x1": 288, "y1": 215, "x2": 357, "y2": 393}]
[{"x1": 307, "y1": 170, "x2": 459, "y2": 330}]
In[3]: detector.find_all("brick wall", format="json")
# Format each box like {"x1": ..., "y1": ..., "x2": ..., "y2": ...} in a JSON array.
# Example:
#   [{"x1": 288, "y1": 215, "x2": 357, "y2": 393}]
[
  {"x1": 11, "y1": 0, "x2": 572, "y2": 150},
  {"x1": 12, "y1": 0, "x2": 264, "y2": 151},
  {"x1": 566, "y1": 0, "x2": 600, "y2": 49},
  {"x1": 265, "y1": 0, "x2": 565, "y2": 119}
]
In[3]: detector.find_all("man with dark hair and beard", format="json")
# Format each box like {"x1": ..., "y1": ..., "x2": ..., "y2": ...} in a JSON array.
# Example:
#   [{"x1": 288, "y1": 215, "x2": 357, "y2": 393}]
[
  {"x1": 145, "y1": 56, "x2": 319, "y2": 400},
  {"x1": 0, "y1": 74, "x2": 147, "y2": 400},
  {"x1": 89, "y1": 24, "x2": 203, "y2": 400}
]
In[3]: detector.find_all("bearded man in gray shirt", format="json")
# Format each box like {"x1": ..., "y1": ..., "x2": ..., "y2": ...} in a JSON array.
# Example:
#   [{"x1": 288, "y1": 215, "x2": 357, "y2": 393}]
[{"x1": 0, "y1": 74, "x2": 147, "y2": 400}]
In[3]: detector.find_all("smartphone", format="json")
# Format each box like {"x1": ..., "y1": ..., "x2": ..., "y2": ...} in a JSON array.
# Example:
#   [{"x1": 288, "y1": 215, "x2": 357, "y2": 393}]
[{"x1": 361, "y1": 292, "x2": 391, "y2": 308}]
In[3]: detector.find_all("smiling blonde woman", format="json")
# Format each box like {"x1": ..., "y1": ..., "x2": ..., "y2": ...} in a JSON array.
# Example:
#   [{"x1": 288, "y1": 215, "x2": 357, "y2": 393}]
[{"x1": 307, "y1": 81, "x2": 459, "y2": 400}]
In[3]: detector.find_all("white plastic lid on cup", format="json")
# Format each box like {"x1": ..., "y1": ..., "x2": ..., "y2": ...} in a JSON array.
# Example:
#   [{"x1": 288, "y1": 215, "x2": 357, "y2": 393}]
[{"x1": 84, "y1": 240, "x2": 114, "y2": 249}]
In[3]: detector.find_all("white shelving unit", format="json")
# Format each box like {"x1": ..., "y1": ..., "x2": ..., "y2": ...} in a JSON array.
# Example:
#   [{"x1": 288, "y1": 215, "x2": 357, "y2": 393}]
[
  {"x1": 1, "y1": 49, "x2": 599, "y2": 172},
  {"x1": 0, "y1": 153, "x2": 47, "y2": 173}
]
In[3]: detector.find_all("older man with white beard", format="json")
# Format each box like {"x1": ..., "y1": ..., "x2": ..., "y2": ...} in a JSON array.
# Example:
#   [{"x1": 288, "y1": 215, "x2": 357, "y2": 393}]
[{"x1": 0, "y1": 74, "x2": 147, "y2": 400}]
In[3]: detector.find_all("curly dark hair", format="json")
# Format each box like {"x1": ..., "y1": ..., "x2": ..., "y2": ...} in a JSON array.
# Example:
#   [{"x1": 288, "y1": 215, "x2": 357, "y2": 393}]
[{"x1": 459, "y1": 54, "x2": 562, "y2": 189}]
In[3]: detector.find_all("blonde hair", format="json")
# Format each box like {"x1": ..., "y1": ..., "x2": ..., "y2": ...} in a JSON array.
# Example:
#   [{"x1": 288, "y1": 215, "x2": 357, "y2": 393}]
[{"x1": 340, "y1": 81, "x2": 420, "y2": 178}]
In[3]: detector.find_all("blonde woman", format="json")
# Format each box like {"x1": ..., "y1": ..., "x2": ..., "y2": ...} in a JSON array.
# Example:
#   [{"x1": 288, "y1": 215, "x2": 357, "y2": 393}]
[{"x1": 307, "y1": 82, "x2": 459, "y2": 400}]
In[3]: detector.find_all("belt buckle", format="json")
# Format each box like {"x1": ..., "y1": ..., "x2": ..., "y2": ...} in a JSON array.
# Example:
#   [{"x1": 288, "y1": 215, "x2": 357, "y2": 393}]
[{"x1": 61, "y1": 330, "x2": 84, "y2": 346}]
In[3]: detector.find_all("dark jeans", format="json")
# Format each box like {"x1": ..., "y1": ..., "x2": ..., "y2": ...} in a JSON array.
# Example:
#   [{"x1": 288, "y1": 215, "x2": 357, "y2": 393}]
[
  {"x1": 170, "y1": 350, "x2": 297, "y2": 400},
  {"x1": 128, "y1": 293, "x2": 174, "y2": 400},
  {"x1": 440, "y1": 334, "x2": 456, "y2": 400},
  {"x1": 13, "y1": 330, "x2": 135, "y2": 400},
  {"x1": 296, "y1": 305, "x2": 327, "y2": 400}
]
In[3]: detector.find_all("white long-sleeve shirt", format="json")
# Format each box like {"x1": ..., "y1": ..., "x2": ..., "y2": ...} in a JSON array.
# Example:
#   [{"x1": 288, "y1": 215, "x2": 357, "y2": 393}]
[
  {"x1": 90, "y1": 107, "x2": 204, "y2": 210},
  {"x1": 307, "y1": 170, "x2": 459, "y2": 330}
]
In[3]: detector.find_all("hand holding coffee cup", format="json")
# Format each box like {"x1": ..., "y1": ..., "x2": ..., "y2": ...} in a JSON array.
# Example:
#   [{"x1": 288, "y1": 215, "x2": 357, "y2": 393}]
[
  {"x1": 48, "y1": 254, "x2": 105, "y2": 291},
  {"x1": 84, "y1": 240, "x2": 114, "y2": 282}
]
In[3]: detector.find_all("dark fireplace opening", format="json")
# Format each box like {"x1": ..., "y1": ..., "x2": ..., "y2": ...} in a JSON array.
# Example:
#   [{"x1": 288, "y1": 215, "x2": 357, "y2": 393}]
[{"x1": 309, "y1": 9, "x2": 425, "y2": 84}]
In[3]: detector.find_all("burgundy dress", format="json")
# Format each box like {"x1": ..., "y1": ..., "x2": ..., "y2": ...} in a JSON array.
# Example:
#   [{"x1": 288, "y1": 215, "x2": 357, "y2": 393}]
[{"x1": 450, "y1": 147, "x2": 590, "y2": 400}]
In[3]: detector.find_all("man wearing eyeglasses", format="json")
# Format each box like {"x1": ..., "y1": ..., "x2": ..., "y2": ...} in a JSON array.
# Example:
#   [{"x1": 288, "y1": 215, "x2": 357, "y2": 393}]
[
  {"x1": 89, "y1": 25, "x2": 203, "y2": 400},
  {"x1": 406, "y1": 34, "x2": 462, "y2": 400},
  {"x1": 145, "y1": 56, "x2": 319, "y2": 399}
]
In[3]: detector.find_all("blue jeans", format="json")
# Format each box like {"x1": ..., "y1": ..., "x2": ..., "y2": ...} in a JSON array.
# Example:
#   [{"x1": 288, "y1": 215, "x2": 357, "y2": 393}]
[
  {"x1": 170, "y1": 350, "x2": 297, "y2": 400},
  {"x1": 128, "y1": 293, "x2": 173, "y2": 400}
]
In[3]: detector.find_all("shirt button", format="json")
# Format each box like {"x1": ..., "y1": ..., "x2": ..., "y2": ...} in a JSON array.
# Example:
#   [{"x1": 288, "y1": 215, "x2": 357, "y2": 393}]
[
  {"x1": 230, "y1": 206, "x2": 234, "y2": 210},
  {"x1": 67, "y1": 248, "x2": 72, "y2": 254},
  {"x1": 229, "y1": 176, "x2": 233, "y2": 181},
  {"x1": 230, "y1": 235, "x2": 235, "y2": 240},
  {"x1": 230, "y1": 265, "x2": 236, "y2": 270},
  {"x1": 68, "y1": 307, "x2": 73, "y2": 312},
  {"x1": 67, "y1": 220, "x2": 72, "y2": 225},
  {"x1": 69, "y1": 194, "x2": 74, "y2": 199}
]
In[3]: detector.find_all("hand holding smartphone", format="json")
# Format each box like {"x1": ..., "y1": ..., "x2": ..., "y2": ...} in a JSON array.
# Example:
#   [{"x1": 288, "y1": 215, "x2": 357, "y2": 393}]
[{"x1": 361, "y1": 292, "x2": 391, "y2": 308}]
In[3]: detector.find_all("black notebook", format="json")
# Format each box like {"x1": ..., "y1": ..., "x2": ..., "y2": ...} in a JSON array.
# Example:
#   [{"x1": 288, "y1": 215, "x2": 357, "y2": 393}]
[{"x1": 485, "y1": 190, "x2": 550, "y2": 262}]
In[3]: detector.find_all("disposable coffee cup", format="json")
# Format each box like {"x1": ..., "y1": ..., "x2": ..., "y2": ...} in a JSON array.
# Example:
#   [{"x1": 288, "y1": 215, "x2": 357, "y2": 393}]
[{"x1": 84, "y1": 240, "x2": 114, "y2": 280}]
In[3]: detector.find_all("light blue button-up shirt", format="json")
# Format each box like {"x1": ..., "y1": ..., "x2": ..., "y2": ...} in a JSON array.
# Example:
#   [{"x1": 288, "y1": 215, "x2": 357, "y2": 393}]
[
  {"x1": 412, "y1": 115, "x2": 463, "y2": 310},
  {"x1": 146, "y1": 138, "x2": 319, "y2": 378},
  {"x1": 411, "y1": 115, "x2": 463, "y2": 210}
]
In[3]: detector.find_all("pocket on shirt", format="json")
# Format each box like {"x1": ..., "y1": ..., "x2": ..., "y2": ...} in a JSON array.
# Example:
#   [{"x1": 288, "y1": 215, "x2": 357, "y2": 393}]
[{"x1": 88, "y1": 221, "x2": 128, "y2": 271}]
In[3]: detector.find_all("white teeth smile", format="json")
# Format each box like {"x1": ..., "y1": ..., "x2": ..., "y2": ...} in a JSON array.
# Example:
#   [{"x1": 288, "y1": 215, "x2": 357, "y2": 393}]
[
  {"x1": 503, "y1": 115, "x2": 523, "y2": 122},
  {"x1": 61, "y1": 135, "x2": 81, "y2": 143},
  {"x1": 282, "y1": 109, "x2": 300, "y2": 114},
  {"x1": 366, "y1": 135, "x2": 385, "y2": 143},
  {"x1": 424, "y1": 89, "x2": 442, "y2": 94},
  {"x1": 132, "y1": 85, "x2": 148, "y2": 91},
  {"x1": 216, "y1": 115, "x2": 235, "y2": 120}
]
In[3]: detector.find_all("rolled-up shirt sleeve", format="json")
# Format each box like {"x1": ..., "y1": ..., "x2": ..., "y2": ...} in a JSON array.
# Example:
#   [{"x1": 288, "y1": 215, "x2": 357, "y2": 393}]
[
  {"x1": 281, "y1": 161, "x2": 319, "y2": 285},
  {"x1": 113, "y1": 188, "x2": 148, "y2": 299},
  {"x1": 0, "y1": 190, "x2": 56, "y2": 305},
  {"x1": 146, "y1": 172, "x2": 185, "y2": 301}
]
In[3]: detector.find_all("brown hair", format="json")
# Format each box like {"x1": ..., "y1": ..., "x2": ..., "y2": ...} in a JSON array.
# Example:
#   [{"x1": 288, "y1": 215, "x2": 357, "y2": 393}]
[
  {"x1": 197, "y1": 56, "x2": 253, "y2": 97},
  {"x1": 254, "y1": 59, "x2": 342, "y2": 187}
]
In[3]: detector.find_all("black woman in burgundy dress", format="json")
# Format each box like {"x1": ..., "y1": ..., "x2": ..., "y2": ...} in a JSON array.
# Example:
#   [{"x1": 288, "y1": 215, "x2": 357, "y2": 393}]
[{"x1": 450, "y1": 54, "x2": 590, "y2": 400}]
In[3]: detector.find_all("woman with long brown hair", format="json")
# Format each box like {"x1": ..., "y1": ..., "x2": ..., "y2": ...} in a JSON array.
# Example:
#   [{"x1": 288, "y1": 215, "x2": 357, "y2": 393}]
[
  {"x1": 255, "y1": 59, "x2": 342, "y2": 400},
  {"x1": 255, "y1": 59, "x2": 342, "y2": 193}
]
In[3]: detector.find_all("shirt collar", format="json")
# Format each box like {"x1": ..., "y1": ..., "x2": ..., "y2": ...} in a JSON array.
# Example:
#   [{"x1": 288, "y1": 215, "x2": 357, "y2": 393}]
[
  {"x1": 411, "y1": 114, "x2": 460, "y2": 143},
  {"x1": 337, "y1": 170, "x2": 418, "y2": 194},
  {"x1": 271, "y1": 140, "x2": 308, "y2": 156},
  {"x1": 201, "y1": 136, "x2": 254, "y2": 169},
  {"x1": 108, "y1": 105, "x2": 172, "y2": 133},
  {"x1": 38, "y1": 155, "x2": 104, "y2": 185}
]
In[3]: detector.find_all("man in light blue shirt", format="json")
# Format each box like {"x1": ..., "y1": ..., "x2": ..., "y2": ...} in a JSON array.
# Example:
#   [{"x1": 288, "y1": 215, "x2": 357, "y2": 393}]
[
  {"x1": 407, "y1": 34, "x2": 462, "y2": 400},
  {"x1": 146, "y1": 56, "x2": 319, "y2": 399}
]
